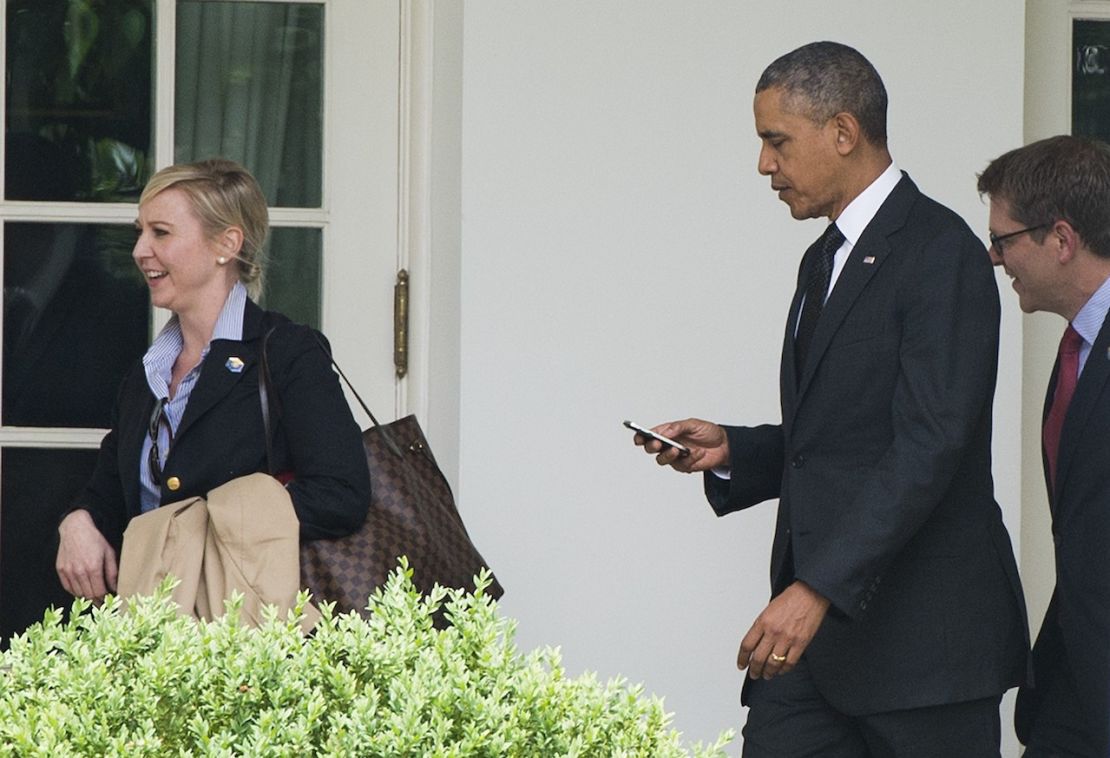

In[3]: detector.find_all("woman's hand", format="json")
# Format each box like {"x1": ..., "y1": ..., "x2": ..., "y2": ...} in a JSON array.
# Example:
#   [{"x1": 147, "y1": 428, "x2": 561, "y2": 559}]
[{"x1": 56, "y1": 510, "x2": 118, "y2": 601}]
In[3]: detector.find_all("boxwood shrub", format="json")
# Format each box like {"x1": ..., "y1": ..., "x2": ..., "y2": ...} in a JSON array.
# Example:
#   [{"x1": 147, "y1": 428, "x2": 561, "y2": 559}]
[{"x1": 0, "y1": 564, "x2": 733, "y2": 756}]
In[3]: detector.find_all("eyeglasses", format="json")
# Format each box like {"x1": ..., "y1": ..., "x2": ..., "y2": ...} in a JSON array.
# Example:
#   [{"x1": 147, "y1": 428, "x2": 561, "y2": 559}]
[
  {"x1": 148, "y1": 398, "x2": 173, "y2": 486},
  {"x1": 989, "y1": 223, "x2": 1049, "y2": 257}
]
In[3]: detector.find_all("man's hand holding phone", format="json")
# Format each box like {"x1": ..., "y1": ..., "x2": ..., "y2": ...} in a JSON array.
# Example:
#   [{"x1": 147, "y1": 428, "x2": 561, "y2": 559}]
[
  {"x1": 626, "y1": 417, "x2": 730, "y2": 473},
  {"x1": 623, "y1": 421, "x2": 691, "y2": 456}
]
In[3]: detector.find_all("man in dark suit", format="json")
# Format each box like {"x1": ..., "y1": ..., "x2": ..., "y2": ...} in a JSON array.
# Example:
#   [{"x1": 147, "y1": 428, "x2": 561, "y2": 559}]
[
  {"x1": 634, "y1": 42, "x2": 1027, "y2": 756},
  {"x1": 979, "y1": 135, "x2": 1110, "y2": 756}
]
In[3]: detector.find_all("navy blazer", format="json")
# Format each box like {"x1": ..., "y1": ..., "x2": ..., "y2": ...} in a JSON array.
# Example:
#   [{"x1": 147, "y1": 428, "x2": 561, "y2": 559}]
[
  {"x1": 75, "y1": 298, "x2": 371, "y2": 548},
  {"x1": 706, "y1": 174, "x2": 1029, "y2": 715},
  {"x1": 1015, "y1": 308, "x2": 1110, "y2": 752}
]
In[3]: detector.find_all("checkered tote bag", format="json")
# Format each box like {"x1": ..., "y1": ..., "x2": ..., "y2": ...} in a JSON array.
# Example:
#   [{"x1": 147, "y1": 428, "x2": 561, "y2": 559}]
[{"x1": 260, "y1": 330, "x2": 503, "y2": 618}]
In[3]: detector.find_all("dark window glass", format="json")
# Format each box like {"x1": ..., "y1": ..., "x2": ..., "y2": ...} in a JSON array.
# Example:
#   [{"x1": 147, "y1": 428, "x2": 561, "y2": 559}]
[
  {"x1": 1074, "y1": 19, "x2": 1110, "y2": 141},
  {"x1": 3, "y1": 223, "x2": 148, "y2": 428},
  {"x1": 261, "y1": 227, "x2": 322, "y2": 329},
  {"x1": 176, "y1": 2, "x2": 324, "y2": 208},
  {"x1": 5, "y1": 0, "x2": 153, "y2": 202},
  {"x1": 1, "y1": 447, "x2": 98, "y2": 646}
]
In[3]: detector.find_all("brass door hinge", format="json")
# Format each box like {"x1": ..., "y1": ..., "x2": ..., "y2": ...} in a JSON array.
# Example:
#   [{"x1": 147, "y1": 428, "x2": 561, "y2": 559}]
[{"x1": 394, "y1": 269, "x2": 409, "y2": 378}]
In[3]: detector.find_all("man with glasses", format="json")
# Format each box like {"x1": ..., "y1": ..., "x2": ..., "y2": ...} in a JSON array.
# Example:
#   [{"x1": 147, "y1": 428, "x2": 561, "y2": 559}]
[
  {"x1": 979, "y1": 134, "x2": 1110, "y2": 756},
  {"x1": 632, "y1": 41, "x2": 1028, "y2": 756}
]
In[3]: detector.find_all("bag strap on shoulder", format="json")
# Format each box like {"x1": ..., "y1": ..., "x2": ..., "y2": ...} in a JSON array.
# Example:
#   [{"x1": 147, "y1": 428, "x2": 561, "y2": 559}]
[{"x1": 259, "y1": 326, "x2": 403, "y2": 462}]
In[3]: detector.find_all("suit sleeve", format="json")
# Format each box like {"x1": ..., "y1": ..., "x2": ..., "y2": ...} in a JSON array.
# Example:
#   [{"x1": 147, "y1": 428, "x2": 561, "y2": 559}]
[
  {"x1": 797, "y1": 221, "x2": 1001, "y2": 618},
  {"x1": 66, "y1": 366, "x2": 143, "y2": 549},
  {"x1": 268, "y1": 324, "x2": 371, "y2": 540},
  {"x1": 703, "y1": 424, "x2": 784, "y2": 516}
]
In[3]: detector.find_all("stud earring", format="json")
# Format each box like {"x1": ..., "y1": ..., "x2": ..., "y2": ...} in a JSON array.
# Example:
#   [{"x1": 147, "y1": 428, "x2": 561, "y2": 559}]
[{"x1": 217, "y1": 256, "x2": 228, "y2": 265}]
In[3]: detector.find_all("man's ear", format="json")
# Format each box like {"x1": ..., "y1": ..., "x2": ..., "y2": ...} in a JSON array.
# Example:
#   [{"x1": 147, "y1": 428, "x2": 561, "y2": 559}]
[
  {"x1": 831, "y1": 112, "x2": 861, "y2": 155},
  {"x1": 1052, "y1": 219, "x2": 1081, "y2": 264}
]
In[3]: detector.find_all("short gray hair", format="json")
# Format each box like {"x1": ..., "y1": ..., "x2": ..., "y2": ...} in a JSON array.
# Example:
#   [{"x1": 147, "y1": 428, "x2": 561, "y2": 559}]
[{"x1": 756, "y1": 41, "x2": 888, "y2": 147}]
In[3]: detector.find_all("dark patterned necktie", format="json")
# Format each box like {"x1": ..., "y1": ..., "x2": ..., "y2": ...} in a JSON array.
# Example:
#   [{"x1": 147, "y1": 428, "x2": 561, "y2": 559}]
[
  {"x1": 1043, "y1": 324, "x2": 1083, "y2": 491},
  {"x1": 795, "y1": 223, "x2": 845, "y2": 378}
]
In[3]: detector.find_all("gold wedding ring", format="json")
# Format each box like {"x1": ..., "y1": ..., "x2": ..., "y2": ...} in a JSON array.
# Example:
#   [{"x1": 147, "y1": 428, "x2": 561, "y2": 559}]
[{"x1": 769, "y1": 653, "x2": 787, "y2": 663}]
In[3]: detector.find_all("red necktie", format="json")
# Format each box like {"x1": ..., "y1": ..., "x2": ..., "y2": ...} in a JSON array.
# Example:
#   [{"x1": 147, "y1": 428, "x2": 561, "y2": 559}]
[{"x1": 1043, "y1": 325, "x2": 1083, "y2": 490}]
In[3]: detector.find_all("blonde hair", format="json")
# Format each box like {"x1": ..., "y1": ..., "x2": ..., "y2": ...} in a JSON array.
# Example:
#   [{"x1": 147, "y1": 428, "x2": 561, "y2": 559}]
[{"x1": 140, "y1": 159, "x2": 270, "y2": 298}]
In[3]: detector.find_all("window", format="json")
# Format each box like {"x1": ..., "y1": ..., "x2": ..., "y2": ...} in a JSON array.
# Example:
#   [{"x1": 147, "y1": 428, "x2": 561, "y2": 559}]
[{"x1": 0, "y1": 0, "x2": 404, "y2": 643}]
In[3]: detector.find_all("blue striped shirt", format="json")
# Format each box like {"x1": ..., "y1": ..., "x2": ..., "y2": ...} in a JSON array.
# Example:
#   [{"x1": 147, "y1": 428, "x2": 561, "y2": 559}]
[
  {"x1": 1072, "y1": 273, "x2": 1110, "y2": 378},
  {"x1": 138, "y1": 283, "x2": 248, "y2": 512}
]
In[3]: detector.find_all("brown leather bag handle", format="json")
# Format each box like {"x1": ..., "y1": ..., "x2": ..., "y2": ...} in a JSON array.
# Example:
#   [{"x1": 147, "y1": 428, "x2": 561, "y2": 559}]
[{"x1": 258, "y1": 327, "x2": 403, "y2": 473}]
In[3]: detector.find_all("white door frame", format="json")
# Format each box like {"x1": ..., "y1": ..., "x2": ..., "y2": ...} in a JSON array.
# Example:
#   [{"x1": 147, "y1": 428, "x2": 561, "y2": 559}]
[{"x1": 398, "y1": 0, "x2": 435, "y2": 423}]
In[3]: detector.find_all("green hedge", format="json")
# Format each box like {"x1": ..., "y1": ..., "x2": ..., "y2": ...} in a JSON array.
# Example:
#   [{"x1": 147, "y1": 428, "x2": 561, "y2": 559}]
[{"x1": 0, "y1": 565, "x2": 733, "y2": 756}]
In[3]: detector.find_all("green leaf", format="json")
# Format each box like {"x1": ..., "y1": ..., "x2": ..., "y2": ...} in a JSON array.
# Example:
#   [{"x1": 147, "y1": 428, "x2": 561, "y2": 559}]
[{"x1": 0, "y1": 563, "x2": 731, "y2": 756}]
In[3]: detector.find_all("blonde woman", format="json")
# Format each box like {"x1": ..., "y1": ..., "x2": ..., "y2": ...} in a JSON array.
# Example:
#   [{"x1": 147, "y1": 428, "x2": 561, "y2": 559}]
[{"x1": 56, "y1": 159, "x2": 369, "y2": 600}]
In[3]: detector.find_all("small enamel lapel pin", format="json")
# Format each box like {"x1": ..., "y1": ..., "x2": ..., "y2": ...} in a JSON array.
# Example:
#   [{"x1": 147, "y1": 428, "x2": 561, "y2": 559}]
[
  {"x1": 863, "y1": 256, "x2": 876, "y2": 264},
  {"x1": 225, "y1": 356, "x2": 245, "y2": 373}
]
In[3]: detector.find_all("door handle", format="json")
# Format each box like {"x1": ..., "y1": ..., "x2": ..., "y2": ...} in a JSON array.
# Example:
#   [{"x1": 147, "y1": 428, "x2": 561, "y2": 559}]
[{"x1": 394, "y1": 269, "x2": 409, "y2": 378}]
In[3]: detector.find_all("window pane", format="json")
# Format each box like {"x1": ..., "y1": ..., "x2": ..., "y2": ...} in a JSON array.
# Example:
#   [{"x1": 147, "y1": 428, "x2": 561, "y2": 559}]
[
  {"x1": 1, "y1": 447, "x2": 98, "y2": 646},
  {"x1": 3, "y1": 223, "x2": 148, "y2": 428},
  {"x1": 1073, "y1": 19, "x2": 1110, "y2": 141},
  {"x1": 260, "y1": 227, "x2": 322, "y2": 329},
  {"x1": 176, "y1": 2, "x2": 324, "y2": 208},
  {"x1": 5, "y1": 0, "x2": 153, "y2": 202}
]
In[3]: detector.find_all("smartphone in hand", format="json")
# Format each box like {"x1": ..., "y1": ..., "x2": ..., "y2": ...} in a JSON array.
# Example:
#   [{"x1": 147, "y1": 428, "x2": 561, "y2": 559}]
[{"x1": 624, "y1": 420, "x2": 690, "y2": 457}]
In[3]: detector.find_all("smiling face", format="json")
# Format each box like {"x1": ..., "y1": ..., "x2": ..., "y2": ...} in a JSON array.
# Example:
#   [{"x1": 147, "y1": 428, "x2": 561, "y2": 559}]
[
  {"x1": 132, "y1": 188, "x2": 238, "y2": 316},
  {"x1": 987, "y1": 198, "x2": 1064, "y2": 316},
  {"x1": 754, "y1": 87, "x2": 847, "y2": 221}
]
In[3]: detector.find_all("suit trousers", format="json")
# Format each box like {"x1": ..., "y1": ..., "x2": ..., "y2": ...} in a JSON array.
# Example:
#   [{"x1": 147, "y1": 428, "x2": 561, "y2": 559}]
[
  {"x1": 117, "y1": 473, "x2": 319, "y2": 631},
  {"x1": 742, "y1": 658, "x2": 1002, "y2": 757},
  {"x1": 1021, "y1": 660, "x2": 1102, "y2": 757}
]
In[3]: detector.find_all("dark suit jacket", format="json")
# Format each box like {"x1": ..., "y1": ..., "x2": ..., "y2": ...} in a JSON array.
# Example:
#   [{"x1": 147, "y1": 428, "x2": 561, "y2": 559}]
[
  {"x1": 1015, "y1": 309, "x2": 1110, "y2": 752},
  {"x1": 706, "y1": 174, "x2": 1028, "y2": 716},
  {"x1": 75, "y1": 298, "x2": 371, "y2": 549}
]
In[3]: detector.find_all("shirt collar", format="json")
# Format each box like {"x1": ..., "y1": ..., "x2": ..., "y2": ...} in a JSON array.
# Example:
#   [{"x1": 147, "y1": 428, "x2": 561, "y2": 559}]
[
  {"x1": 211, "y1": 281, "x2": 248, "y2": 344},
  {"x1": 1072, "y1": 273, "x2": 1110, "y2": 348},
  {"x1": 142, "y1": 283, "x2": 249, "y2": 398},
  {"x1": 831, "y1": 161, "x2": 901, "y2": 247}
]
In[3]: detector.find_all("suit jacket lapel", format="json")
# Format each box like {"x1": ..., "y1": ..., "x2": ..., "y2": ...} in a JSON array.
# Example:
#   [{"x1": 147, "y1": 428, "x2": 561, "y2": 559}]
[
  {"x1": 1041, "y1": 354, "x2": 1060, "y2": 511},
  {"x1": 174, "y1": 299, "x2": 265, "y2": 440},
  {"x1": 793, "y1": 174, "x2": 916, "y2": 400},
  {"x1": 1054, "y1": 308, "x2": 1110, "y2": 501},
  {"x1": 117, "y1": 370, "x2": 156, "y2": 517},
  {"x1": 781, "y1": 238, "x2": 819, "y2": 415}
]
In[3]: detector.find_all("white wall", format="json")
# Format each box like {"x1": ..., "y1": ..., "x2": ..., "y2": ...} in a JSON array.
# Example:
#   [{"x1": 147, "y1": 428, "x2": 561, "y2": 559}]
[
  {"x1": 453, "y1": 2, "x2": 1026, "y2": 752},
  {"x1": 425, "y1": 0, "x2": 465, "y2": 486}
]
